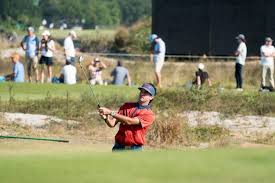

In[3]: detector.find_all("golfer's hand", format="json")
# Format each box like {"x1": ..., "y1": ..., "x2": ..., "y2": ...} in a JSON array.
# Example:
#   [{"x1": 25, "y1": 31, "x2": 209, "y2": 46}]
[
  {"x1": 99, "y1": 113, "x2": 107, "y2": 120},
  {"x1": 98, "y1": 107, "x2": 111, "y2": 115}
]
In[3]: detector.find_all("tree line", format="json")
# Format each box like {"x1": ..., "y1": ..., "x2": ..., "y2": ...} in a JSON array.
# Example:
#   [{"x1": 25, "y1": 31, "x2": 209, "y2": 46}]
[{"x1": 0, "y1": 0, "x2": 151, "y2": 29}]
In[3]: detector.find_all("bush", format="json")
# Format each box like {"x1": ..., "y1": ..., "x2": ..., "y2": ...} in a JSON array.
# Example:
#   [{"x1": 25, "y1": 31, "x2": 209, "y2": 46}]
[
  {"x1": 113, "y1": 17, "x2": 151, "y2": 53},
  {"x1": 113, "y1": 27, "x2": 130, "y2": 52},
  {"x1": 79, "y1": 35, "x2": 113, "y2": 53}
]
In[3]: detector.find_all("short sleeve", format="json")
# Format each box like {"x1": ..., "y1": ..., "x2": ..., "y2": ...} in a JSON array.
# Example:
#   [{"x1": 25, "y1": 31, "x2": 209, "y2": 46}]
[
  {"x1": 13, "y1": 64, "x2": 18, "y2": 74},
  {"x1": 136, "y1": 111, "x2": 155, "y2": 128},
  {"x1": 195, "y1": 71, "x2": 200, "y2": 77},
  {"x1": 22, "y1": 36, "x2": 27, "y2": 43},
  {"x1": 205, "y1": 72, "x2": 209, "y2": 79}
]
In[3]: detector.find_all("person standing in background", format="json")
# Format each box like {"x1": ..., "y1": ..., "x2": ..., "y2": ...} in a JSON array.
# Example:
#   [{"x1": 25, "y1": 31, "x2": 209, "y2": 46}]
[
  {"x1": 149, "y1": 34, "x2": 166, "y2": 88},
  {"x1": 20, "y1": 27, "x2": 39, "y2": 82},
  {"x1": 39, "y1": 30, "x2": 56, "y2": 83},
  {"x1": 64, "y1": 31, "x2": 77, "y2": 65},
  {"x1": 234, "y1": 34, "x2": 247, "y2": 91},
  {"x1": 260, "y1": 37, "x2": 275, "y2": 91}
]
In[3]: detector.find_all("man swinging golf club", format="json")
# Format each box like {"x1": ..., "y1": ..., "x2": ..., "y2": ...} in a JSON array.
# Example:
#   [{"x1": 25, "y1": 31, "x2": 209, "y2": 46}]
[{"x1": 98, "y1": 83, "x2": 157, "y2": 151}]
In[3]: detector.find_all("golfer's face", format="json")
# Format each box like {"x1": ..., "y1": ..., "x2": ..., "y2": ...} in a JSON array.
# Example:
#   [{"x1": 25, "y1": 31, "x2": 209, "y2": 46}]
[{"x1": 139, "y1": 89, "x2": 153, "y2": 102}]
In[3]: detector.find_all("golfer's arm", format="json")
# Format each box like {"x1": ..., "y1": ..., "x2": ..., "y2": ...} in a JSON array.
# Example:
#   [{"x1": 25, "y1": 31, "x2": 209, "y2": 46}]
[
  {"x1": 197, "y1": 76, "x2": 201, "y2": 88},
  {"x1": 207, "y1": 79, "x2": 212, "y2": 87},
  {"x1": 104, "y1": 116, "x2": 118, "y2": 128},
  {"x1": 127, "y1": 74, "x2": 131, "y2": 86},
  {"x1": 112, "y1": 113, "x2": 140, "y2": 125}
]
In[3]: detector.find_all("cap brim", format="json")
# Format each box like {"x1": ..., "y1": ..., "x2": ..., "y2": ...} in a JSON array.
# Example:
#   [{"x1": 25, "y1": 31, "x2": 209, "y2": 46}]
[{"x1": 138, "y1": 87, "x2": 153, "y2": 96}]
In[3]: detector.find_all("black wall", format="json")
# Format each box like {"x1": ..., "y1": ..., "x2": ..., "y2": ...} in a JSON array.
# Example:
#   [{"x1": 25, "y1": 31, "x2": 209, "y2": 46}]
[{"x1": 152, "y1": 0, "x2": 275, "y2": 56}]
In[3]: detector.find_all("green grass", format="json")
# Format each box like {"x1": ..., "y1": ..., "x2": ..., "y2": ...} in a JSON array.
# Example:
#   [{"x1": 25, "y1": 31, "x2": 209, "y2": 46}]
[
  {"x1": 0, "y1": 144, "x2": 275, "y2": 183},
  {"x1": 0, "y1": 82, "x2": 137, "y2": 101}
]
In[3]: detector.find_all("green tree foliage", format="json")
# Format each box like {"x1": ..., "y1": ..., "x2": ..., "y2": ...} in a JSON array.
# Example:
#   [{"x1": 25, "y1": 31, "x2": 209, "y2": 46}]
[
  {"x1": 0, "y1": 0, "x2": 41, "y2": 28},
  {"x1": 118, "y1": 0, "x2": 152, "y2": 25},
  {"x1": 0, "y1": 0, "x2": 151, "y2": 29}
]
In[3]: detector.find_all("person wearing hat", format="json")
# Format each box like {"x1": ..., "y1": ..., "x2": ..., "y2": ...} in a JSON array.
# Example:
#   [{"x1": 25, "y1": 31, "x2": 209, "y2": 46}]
[
  {"x1": 260, "y1": 37, "x2": 275, "y2": 91},
  {"x1": 64, "y1": 30, "x2": 77, "y2": 65},
  {"x1": 234, "y1": 34, "x2": 247, "y2": 91},
  {"x1": 98, "y1": 83, "x2": 156, "y2": 151},
  {"x1": 193, "y1": 63, "x2": 212, "y2": 89},
  {"x1": 87, "y1": 57, "x2": 107, "y2": 85},
  {"x1": 20, "y1": 26, "x2": 39, "y2": 82},
  {"x1": 149, "y1": 34, "x2": 166, "y2": 88},
  {"x1": 39, "y1": 30, "x2": 56, "y2": 83},
  {"x1": 4, "y1": 53, "x2": 25, "y2": 83}
]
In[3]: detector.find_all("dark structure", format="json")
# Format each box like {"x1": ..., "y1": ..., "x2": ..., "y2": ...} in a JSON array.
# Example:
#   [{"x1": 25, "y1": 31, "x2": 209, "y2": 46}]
[{"x1": 152, "y1": 0, "x2": 275, "y2": 56}]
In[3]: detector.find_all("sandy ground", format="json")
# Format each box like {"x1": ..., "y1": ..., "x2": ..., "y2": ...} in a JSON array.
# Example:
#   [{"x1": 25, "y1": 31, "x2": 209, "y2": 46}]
[{"x1": 182, "y1": 111, "x2": 275, "y2": 139}]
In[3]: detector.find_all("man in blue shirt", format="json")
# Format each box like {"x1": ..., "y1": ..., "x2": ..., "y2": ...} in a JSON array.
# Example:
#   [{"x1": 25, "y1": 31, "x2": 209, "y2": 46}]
[
  {"x1": 149, "y1": 34, "x2": 166, "y2": 88},
  {"x1": 20, "y1": 27, "x2": 39, "y2": 82},
  {"x1": 111, "y1": 61, "x2": 131, "y2": 86},
  {"x1": 5, "y1": 53, "x2": 25, "y2": 83}
]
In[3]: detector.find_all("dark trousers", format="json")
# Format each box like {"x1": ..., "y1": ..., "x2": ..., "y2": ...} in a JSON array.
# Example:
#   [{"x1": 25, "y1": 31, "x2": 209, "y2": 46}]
[
  {"x1": 235, "y1": 63, "x2": 243, "y2": 88},
  {"x1": 112, "y1": 142, "x2": 142, "y2": 151}
]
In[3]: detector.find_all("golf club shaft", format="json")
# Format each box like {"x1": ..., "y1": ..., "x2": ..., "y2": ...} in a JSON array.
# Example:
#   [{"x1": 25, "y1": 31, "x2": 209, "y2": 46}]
[
  {"x1": 78, "y1": 61, "x2": 101, "y2": 108},
  {"x1": 0, "y1": 135, "x2": 69, "y2": 143}
]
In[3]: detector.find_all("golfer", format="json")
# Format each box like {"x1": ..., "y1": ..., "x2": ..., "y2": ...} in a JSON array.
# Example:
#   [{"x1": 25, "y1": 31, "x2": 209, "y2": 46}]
[{"x1": 98, "y1": 83, "x2": 156, "y2": 151}]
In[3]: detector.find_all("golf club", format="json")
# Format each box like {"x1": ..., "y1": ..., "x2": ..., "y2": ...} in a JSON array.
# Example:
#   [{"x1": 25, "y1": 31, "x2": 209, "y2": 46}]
[
  {"x1": 0, "y1": 135, "x2": 69, "y2": 143},
  {"x1": 78, "y1": 56, "x2": 101, "y2": 108}
]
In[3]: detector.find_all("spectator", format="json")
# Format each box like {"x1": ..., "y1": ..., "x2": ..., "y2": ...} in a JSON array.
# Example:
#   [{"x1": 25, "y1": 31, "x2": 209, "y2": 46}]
[
  {"x1": 64, "y1": 30, "x2": 77, "y2": 65},
  {"x1": 39, "y1": 30, "x2": 56, "y2": 83},
  {"x1": 20, "y1": 26, "x2": 39, "y2": 82},
  {"x1": 88, "y1": 57, "x2": 107, "y2": 85},
  {"x1": 111, "y1": 61, "x2": 131, "y2": 86},
  {"x1": 260, "y1": 37, "x2": 275, "y2": 91},
  {"x1": 4, "y1": 53, "x2": 25, "y2": 83},
  {"x1": 193, "y1": 63, "x2": 212, "y2": 89},
  {"x1": 60, "y1": 60, "x2": 77, "y2": 85},
  {"x1": 149, "y1": 34, "x2": 166, "y2": 88},
  {"x1": 235, "y1": 34, "x2": 247, "y2": 91}
]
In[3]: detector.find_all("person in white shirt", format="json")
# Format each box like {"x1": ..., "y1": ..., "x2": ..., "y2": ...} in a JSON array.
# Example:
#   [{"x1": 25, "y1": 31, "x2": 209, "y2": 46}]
[
  {"x1": 60, "y1": 60, "x2": 77, "y2": 85},
  {"x1": 64, "y1": 31, "x2": 77, "y2": 65},
  {"x1": 149, "y1": 34, "x2": 166, "y2": 88},
  {"x1": 39, "y1": 30, "x2": 56, "y2": 83},
  {"x1": 234, "y1": 34, "x2": 247, "y2": 91},
  {"x1": 260, "y1": 37, "x2": 275, "y2": 90}
]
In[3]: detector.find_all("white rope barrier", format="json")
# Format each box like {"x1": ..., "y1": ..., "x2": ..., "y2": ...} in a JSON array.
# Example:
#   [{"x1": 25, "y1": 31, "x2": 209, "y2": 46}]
[{"x1": 89, "y1": 52, "x2": 259, "y2": 61}]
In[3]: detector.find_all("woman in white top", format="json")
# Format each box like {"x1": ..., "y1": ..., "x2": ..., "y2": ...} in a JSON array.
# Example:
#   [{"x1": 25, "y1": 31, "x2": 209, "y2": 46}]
[{"x1": 39, "y1": 30, "x2": 56, "y2": 83}]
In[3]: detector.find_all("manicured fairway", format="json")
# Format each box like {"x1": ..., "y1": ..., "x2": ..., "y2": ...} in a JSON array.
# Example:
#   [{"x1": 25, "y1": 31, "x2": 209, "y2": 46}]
[
  {"x1": 0, "y1": 82, "x2": 137, "y2": 101},
  {"x1": 0, "y1": 141, "x2": 274, "y2": 183}
]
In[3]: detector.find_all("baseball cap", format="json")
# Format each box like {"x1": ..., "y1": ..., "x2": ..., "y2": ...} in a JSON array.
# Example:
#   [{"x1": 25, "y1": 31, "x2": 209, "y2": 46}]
[
  {"x1": 27, "y1": 26, "x2": 34, "y2": 32},
  {"x1": 198, "y1": 63, "x2": 205, "y2": 70},
  {"x1": 149, "y1": 34, "x2": 158, "y2": 43},
  {"x1": 266, "y1": 37, "x2": 273, "y2": 42},
  {"x1": 138, "y1": 83, "x2": 157, "y2": 96},
  {"x1": 236, "y1": 34, "x2": 245, "y2": 40},
  {"x1": 42, "y1": 30, "x2": 51, "y2": 36},
  {"x1": 94, "y1": 57, "x2": 100, "y2": 62},
  {"x1": 69, "y1": 30, "x2": 77, "y2": 38}
]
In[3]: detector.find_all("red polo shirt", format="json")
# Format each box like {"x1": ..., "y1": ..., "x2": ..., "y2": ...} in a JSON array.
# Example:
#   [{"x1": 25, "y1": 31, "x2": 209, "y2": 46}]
[{"x1": 115, "y1": 102, "x2": 155, "y2": 146}]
